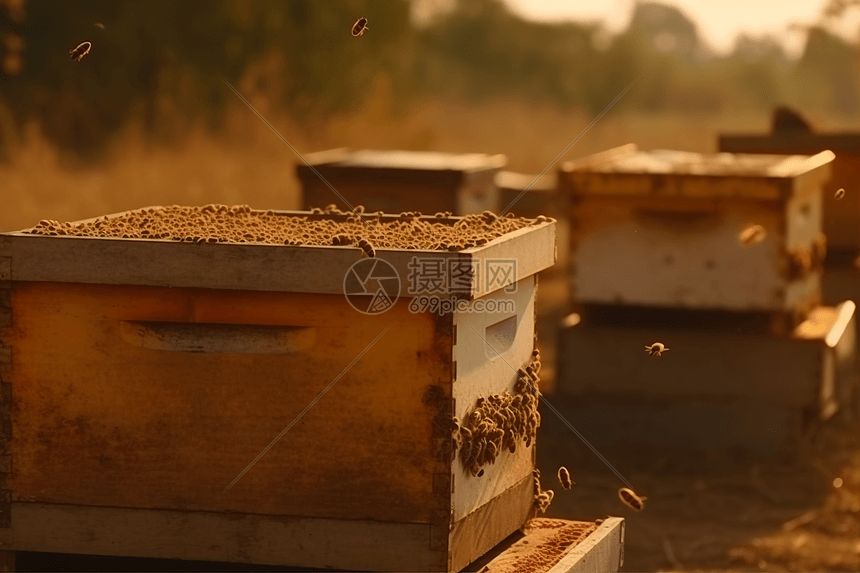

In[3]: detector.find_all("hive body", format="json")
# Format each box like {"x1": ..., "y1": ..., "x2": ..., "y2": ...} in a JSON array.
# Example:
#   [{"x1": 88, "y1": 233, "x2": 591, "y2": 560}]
[
  {"x1": 296, "y1": 149, "x2": 506, "y2": 216},
  {"x1": 559, "y1": 146, "x2": 834, "y2": 318},
  {"x1": 0, "y1": 207, "x2": 556, "y2": 572},
  {"x1": 719, "y1": 131, "x2": 860, "y2": 262}
]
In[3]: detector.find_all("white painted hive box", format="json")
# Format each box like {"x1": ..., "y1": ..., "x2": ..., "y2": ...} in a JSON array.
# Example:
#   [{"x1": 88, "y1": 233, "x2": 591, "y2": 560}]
[{"x1": 559, "y1": 145, "x2": 835, "y2": 313}]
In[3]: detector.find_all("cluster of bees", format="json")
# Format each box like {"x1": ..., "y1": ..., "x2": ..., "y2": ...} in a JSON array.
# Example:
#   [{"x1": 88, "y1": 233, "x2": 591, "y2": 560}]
[
  {"x1": 331, "y1": 234, "x2": 376, "y2": 258},
  {"x1": 452, "y1": 349, "x2": 543, "y2": 478},
  {"x1": 784, "y1": 232, "x2": 828, "y2": 281},
  {"x1": 26, "y1": 205, "x2": 545, "y2": 250}
]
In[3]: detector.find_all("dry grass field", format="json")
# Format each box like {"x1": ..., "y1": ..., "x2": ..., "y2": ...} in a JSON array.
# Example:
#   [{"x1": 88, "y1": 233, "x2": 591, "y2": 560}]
[{"x1": 6, "y1": 88, "x2": 845, "y2": 233}]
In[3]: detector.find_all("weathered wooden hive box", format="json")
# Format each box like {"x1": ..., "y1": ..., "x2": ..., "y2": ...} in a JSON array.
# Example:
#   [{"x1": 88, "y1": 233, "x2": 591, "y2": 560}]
[
  {"x1": 296, "y1": 148, "x2": 507, "y2": 216},
  {"x1": 719, "y1": 131, "x2": 860, "y2": 262},
  {"x1": 0, "y1": 205, "x2": 558, "y2": 572},
  {"x1": 558, "y1": 144, "x2": 835, "y2": 321},
  {"x1": 557, "y1": 301, "x2": 858, "y2": 453}
]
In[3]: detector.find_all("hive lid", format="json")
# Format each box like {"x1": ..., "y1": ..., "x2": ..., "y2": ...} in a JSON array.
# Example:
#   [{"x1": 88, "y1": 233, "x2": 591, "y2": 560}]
[
  {"x1": 560, "y1": 146, "x2": 835, "y2": 200},
  {"x1": 494, "y1": 171, "x2": 556, "y2": 193},
  {"x1": 0, "y1": 207, "x2": 556, "y2": 300},
  {"x1": 296, "y1": 148, "x2": 507, "y2": 185}
]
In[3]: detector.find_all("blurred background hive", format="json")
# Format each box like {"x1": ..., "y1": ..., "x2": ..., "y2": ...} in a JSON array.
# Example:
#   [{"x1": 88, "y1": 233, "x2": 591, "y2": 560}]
[
  {"x1": 554, "y1": 145, "x2": 859, "y2": 455},
  {"x1": 296, "y1": 148, "x2": 507, "y2": 216},
  {"x1": 718, "y1": 107, "x2": 860, "y2": 314}
]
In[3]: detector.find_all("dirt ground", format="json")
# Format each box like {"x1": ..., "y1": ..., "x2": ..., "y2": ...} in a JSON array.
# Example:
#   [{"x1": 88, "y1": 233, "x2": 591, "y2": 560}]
[{"x1": 534, "y1": 268, "x2": 860, "y2": 573}]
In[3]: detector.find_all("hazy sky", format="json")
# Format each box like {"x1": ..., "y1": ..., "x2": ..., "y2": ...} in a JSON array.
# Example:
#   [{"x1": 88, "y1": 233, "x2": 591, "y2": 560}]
[{"x1": 502, "y1": 0, "x2": 859, "y2": 58}]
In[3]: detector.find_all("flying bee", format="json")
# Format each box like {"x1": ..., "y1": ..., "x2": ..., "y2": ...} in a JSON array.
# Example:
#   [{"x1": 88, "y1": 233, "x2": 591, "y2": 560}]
[
  {"x1": 645, "y1": 342, "x2": 669, "y2": 357},
  {"x1": 558, "y1": 466, "x2": 574, "y2": 490},
  {"x1": 69, "y1": 41, "x2": 92, "y2": 62},
  {"x1": 618, "y1": 487, "x2": 647, "y2": 512},
  {"x1": 351, "y1": 17, "x2": 369, "y2": 37},
  {"x1": 835, "y1": 188, "x2": 846, "y2": 200},
  {"x1": 739, "y1": 224, "x2": 767, "y2": 246}
]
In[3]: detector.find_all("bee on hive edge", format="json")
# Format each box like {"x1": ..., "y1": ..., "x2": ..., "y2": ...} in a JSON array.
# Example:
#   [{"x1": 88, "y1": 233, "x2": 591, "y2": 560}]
[
  {"x1": 351, "y1": 17, "x2": 369, "y2": 37},
  {"x1": 558, "y1": 466, "x2": 574, "y2": 490},
  {"x1": 69, "y1": 41, "x2": 92, "y2": 62},
  {"x1": 739, "y1": 224, "x2": 767, "y2": 247},
  {"x1": 645, "y1": 342, "x2": 669, "y2": 357},
  {"x1": 618, "y1": 487, "x2": 647, "y2": 512},
  {"x1": 357, "y1": 238, "x2": 376, "y2": 258},
  {"x1": 835, "y1": 188, "x2": 846, "y2": 200}
]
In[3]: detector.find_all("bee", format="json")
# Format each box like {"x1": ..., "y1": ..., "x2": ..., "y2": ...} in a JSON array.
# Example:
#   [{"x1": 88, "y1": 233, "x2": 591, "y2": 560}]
[
  {"x1": 618, "y1": 487, "x2": 647, "y2": 512},
  {"x1": 69, "y1": 41, "x2": 92, "y2": 62},
  {"x1": 645, "y1": 342, "x2": 669, "y2": 357},
  {"x1": 835, "y1": 188, "x2": 846, "y2": 200},
  {"x1": 357, "y1": 238, "x2": 376, "y2": 258},
  {"x1": 351, "y1": 17, "x2": 369, "y2": 37},
  {"x1": 739, "y1": 224, "x2": 767, "y2": 246},
  {"x1": 331, "y1": 234, "x2": 351, "y2": 246},
  {"x1": 558, "y1": 466, "x2": 574, "y2": 490},
  {"x1": 94, "y1": 23, "x2": 105, "y2": 29}
]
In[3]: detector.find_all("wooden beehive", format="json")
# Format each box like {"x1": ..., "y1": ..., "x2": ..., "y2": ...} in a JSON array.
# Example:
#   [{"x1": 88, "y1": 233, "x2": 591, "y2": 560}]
[
  {"x1": 494, "y1": 171, "x2": 558, "y2": 220},
  {"x1": 0, "y1": 206, "x2": 557, "y2": 573},
  {"x1": 558, "y1": 144, "x2": 835, "y2": 319},
  {"x1": 472, "y1": 517, "x2": 624, "y2": 573},
  {"x1": 719, "y1": 131, "x2": 860, "y2": 262},
  {"x1": 296, "y1": 148, "x2": 507, "y2": 216},
  {"x1": 556, "y1": 301, "x2": 858, "y2": 453}
]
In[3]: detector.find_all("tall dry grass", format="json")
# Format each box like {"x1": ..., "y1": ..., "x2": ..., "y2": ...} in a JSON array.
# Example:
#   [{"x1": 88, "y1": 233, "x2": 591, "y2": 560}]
[{"x1": 2, "y1": 79, "x2": 856, "y2": 232}]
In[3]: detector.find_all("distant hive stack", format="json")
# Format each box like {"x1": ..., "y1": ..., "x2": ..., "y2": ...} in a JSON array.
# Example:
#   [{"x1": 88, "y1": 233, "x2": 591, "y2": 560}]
[
  {"x1": 555, "y1": 146, "x2": 859, "y2": 455},
  {"x1": 494, "y1": 171, "x2": 558, "y2": 220},
  {"x1": 0, "y1": 206, "x2": 559, "y2": 573},
  {"x1": 719, "y1": 108, "x2": 860, "y2": 269},
  {"x1": 296, "y1": 148, "x2": 507, "y2": 216}
]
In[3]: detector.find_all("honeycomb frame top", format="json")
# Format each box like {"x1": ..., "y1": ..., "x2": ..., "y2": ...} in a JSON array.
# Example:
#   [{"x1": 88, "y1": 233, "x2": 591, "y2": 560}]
[{"x1": 0, "y1": 206, "x2": 556, "y2": 299}]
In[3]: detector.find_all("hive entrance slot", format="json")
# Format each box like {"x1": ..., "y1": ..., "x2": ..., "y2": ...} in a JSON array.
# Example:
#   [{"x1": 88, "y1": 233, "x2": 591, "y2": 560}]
[
  {"x1": 119, "y1": 321, "x2": 317, "y2": 354},
  {"x1": 484, "y1": 315, "x2": 517, "y2": 359}
]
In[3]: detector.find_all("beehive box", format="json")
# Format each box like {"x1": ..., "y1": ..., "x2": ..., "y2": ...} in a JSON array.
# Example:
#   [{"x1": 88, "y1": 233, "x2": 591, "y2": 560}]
[
  {"x1": 719, "y1": 131, "x2": 860, "y2": 262},
  {"x1": 469, "y1": 517, "x2": 624, "y2": 573},
  {"x1": 296, "y1": 148, "x2": 506, "y2": 216},
  {"x1": 0, "y1": 205, "x2": 557, "y2": 573},
  {"x1": 558, "y1": 145, "x2": 835, "y2": 318},
  {"x1": 494, "y1": 172, "x2": 558, "y2": 220},
  {"x1": 556, "y1": 301, "x2": 858, "y2": 453}
]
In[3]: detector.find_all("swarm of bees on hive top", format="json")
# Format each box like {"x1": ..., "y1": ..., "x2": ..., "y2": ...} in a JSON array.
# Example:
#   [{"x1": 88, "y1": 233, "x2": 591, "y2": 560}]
[{"x1": 26, "y1": 205, "x2": 553, "y2": 253}]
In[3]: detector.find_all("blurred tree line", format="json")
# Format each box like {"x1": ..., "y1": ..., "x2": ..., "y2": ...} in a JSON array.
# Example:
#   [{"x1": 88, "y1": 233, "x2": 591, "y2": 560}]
[{"x1": 0, "y1": 0, "x2": 859, "y2": 161}]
